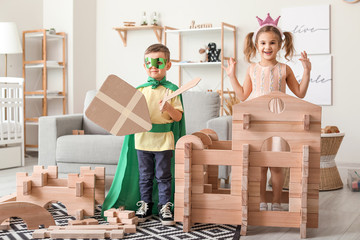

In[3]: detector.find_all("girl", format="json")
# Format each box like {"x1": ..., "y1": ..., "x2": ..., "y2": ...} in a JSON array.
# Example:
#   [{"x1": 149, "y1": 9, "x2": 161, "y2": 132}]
[{"x1": 224, "y1": 13, "x2": 311, "y2": 211}]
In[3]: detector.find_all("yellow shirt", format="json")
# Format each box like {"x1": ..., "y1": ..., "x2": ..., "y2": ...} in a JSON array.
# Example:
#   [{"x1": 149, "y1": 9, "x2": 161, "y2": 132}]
[{"x1": 135, "y1": 85, "x2": 183, "y2": 151}]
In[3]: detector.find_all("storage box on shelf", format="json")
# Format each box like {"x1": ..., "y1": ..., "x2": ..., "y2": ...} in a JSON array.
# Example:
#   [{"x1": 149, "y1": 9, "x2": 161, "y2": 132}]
[{"x1": 22, "y1": 29, "x2": 66, "y2": 152}]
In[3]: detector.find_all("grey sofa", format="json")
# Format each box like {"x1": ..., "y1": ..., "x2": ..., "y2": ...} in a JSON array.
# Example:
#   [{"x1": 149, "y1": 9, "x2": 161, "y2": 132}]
[{"x1": 39, "y1": 90, "x2": 231, "y2": 175}]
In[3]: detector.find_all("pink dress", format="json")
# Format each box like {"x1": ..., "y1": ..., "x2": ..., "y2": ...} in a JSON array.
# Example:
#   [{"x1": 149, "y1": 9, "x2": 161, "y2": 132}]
[
  {"x1": 248, "y1": 62, "x2": 287, "y2": 100},
  {"x1": 248, "y1": 62, "x2": 289, "y2": 152}
]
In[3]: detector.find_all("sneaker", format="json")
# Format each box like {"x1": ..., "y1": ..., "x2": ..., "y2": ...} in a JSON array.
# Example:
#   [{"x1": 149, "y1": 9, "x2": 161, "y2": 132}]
[
  {"x1": 260, "y1": 202, "x2": 268, "y2": 211},
  {"x1": 158, "y1": 202, "x2": 175, "y2": 226},
  {"x1": 271, "y1": 203, "x2": 283, "y2": 211},
  {"x1": 135, "y1": 201, "x2": 153, "y2": 222}
]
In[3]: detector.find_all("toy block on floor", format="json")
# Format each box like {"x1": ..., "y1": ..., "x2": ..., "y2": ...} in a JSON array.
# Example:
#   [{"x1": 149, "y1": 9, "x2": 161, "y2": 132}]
[
  {"x1": 0, "y1": 202, "x2": 55, "y2": 230},
  {"x1": 16, "y1": 166, "x2": 96, "y2": 217},
  {"x1": 104, "y1": 208, "x2": 138, "y2": 225},
  {"x1": 68, "y1": 218, "x2": 99, "y2": 225},
  {"x1": 33, "y1": 224, "x2": 136, "y2": 239},
  {"x1": 80, "y1": 166, "x2": 106, "y2": 204},
  {"x1": 0, "y1": 219, "x2": 10, "y2": 230},
  {"x1": 48, "y1": 224, "x2": 136, "y2": 233}
]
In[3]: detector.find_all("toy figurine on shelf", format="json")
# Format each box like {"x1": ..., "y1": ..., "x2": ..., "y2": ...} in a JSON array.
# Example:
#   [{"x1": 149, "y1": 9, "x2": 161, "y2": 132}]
[
  {"x1": 141, "y1": 11, "x2": 148, "y2": 26},
  {"x1": 207, "y1": 42, "x2": 221, "y2": 62},
  {"x1": 198, "y1": 45, "x2": 208, "y2": 62}
]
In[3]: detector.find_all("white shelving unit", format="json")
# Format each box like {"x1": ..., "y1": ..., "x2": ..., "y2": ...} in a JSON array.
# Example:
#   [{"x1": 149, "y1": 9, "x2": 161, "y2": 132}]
[
  {"x1": 22, "y1": 29, "x2": 66, "y2": 151},
  {"x1": 164, "y1": 23, "x2": 237, "y2": 115}
]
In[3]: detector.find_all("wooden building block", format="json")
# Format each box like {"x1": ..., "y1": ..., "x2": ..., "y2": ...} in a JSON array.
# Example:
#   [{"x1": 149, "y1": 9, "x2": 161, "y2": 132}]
[
  {"x1": 33, "y1": 229, "x2": 47, "y2": 239},
  {"x1": 0, "y1": 219, "x2": 10, "y2": 230},
  {"x1": 68, "y1": 220, "x2": 85, "y2": 225},
  {"x1": 72, "y1": 130, "x2": 85, "y2": 135},
  {"x1": 116, "y1": 210, "x2": 135, "y2": 219},
  {"x1": 0, "y1": 202, "x2": 55, "y2": 230},
  {"x1": 192, "y1": 132, "x2": 212, "y2": 147},
  {"x1": 107, "y1": 217, "x2": 119, "y2": 224},
  {"x1": 243, "y1": 113, "x2": 250, "y2": 130},
  {"x1": 76, "y1": 182, "x2": 84, "y2": 197},
  {"x1": 84, "y1": 218, "x2": 99, "y2": 225},
  {"x1": 29, "y1": 172, "x2": 48, "y2": 187},
  {"x1": 300, "y1": 223, "x2": 307, "y2": 238},
  {"x1": 119, "y1": 216, "x2": 138, "y2": 225},
  {"x1": 110, "y1": 229, "x2": 124, "y2": 239},
  {"x1": 23, "y1": 180, "x2": 32, "y2": 195},
  {"x1": 104, "y1": 208, "x2": 117, "y2": 217},
  {"x1": 76, "y1": 209, "x2": 84, "y2": 220},
  {"x1": 68, "y1": 173, "x2": 95, "y2": 189},
  {"x1": 122, "y1": 224, "x2": 136, "y2": 233},
  {"x1": 204, "y1": 184, "x2": 212, "y2": 193},
  {"x1": 303, "y1": 114, "x2": 310, "y2": 131},
  {"x1": 183, "y1": 216, "x2": 191, "y2": 232},
  {"x1": 199, "y1": 128, "x2": 219, "y2": 141},
  {"x1": 33, "y1": 165, "x2": 58, "y2": 179},
  {"x1": 248, "y1": 167, "x2": 261, "y2": 182},
  {"x1": 50, "y1": 230, "x2": 106, "y2": 238}
]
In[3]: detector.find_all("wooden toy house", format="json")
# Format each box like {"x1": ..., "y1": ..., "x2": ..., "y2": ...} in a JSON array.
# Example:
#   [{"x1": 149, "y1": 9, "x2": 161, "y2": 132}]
[{"x1": 175, "y1": 92, "x2": 321, "y2": 238}]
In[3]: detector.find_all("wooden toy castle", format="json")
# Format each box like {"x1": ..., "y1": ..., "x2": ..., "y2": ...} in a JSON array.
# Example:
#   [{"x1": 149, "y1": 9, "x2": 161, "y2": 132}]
[
  {"x1": 175, "y1": 92, "x2": 321, "y2": 238},
  {"x1": 16, "y1": 165, "x2": 105, "y2": 217}
]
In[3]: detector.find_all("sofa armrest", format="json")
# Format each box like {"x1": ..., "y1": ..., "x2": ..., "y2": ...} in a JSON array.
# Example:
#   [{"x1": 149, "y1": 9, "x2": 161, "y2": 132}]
[
  {"x1": 38, "y1": 114, "x2": 83, "y2": 167},
  {"x1": 206, "y1": 115, "x2": 232, "y2": 140}
]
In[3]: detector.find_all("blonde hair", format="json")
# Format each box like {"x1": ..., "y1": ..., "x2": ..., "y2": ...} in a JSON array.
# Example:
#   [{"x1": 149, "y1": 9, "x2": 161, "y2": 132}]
[
  {"x1": 144, "y1": 43, "x2": 170, "y2": 61},
  {"x1": 243, "y1": 26, "x2": 295, "y2": 63}
]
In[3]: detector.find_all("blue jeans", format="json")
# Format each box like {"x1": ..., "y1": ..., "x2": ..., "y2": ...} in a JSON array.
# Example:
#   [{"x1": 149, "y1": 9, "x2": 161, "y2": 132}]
[{"x1": 137, "y1": 150, "x2": 173, "y2": 205}]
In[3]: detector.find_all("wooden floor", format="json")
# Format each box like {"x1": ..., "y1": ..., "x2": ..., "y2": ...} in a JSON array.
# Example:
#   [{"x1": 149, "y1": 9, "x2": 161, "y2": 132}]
[{"x1": 1, "y1": 155, "x2": 360, "y2": 240}]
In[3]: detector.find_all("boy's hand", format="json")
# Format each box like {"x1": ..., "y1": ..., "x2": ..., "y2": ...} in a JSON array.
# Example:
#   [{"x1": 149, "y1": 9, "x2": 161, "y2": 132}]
[
  {"x1": 299, "y1": 51, "x2": 311, "y2": 72},
  {"x1": 159, "y1": 99, "x2": 182, "y2": 122},
  {"x1": 159, "y1": 100, "x2": 171, "y2": 112}
]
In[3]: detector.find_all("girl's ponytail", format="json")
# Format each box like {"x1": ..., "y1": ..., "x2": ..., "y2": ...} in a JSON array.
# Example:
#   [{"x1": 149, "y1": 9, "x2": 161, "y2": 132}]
[
  {"x1": 283, "y1": 32, "x2": 295, "y2": 61},
  {"x1": 243, "y1": 32, "x2": 256, "y2": 63}
]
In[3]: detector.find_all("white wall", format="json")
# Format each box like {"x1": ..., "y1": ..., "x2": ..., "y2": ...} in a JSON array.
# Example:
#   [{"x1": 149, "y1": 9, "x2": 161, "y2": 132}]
[
  {"x1": 0, "y1": 0, "x2": 43, "y2": 146},
  {"x1": 97, "y1": 0, "x2": 360, "y2": 164},
  {"x1": 44, "y1": 0, "x2": 96, "y2": 114},
  {"x1": 0, "y1": 0, "x2": 43, "y2": 77}
]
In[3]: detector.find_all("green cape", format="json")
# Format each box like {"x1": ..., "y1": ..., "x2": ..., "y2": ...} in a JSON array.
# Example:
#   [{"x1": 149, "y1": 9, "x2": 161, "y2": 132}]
[{"x1": 101, "y1": 81, "x2": 186, "y2": 216}]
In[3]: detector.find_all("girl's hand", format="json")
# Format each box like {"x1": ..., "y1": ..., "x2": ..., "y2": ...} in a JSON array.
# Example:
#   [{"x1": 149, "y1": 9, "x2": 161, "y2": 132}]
[
  {"x1": 222, "y1": 58, "x2": 236, "y2": 78},
  {"x1": 299, "y1": 51, "x2": 311, "y2": 72}
]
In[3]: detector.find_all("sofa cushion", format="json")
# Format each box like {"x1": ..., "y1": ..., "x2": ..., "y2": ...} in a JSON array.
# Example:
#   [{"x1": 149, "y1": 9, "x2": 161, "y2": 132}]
[
  {"x1": 56, "y1": 135, "x2": 124, "y2": 165},
  {"x1": 83, "y1": 90, "x2": 110, "y2": 135},
  {"x1": 182, "y1": 91, "x2": 220, "y2": 134}
]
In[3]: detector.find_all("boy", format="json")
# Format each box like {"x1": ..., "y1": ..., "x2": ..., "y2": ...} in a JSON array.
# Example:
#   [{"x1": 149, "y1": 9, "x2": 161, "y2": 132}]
[
  {"x1": 101, "y1": 44, "x2": 185, "y2": 226},
  {"x1": 134, "y1": 44, "x2": 184, "y2": 225}
]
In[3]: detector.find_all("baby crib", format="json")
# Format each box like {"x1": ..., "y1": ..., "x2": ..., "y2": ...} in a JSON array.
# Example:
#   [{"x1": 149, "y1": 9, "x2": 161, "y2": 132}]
[{"x1": 0, "y1": 77, "x2": 24, "y2": 169}]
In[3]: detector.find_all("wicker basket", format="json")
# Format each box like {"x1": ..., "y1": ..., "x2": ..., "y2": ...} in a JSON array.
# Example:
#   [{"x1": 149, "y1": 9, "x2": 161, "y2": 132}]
[
  {"x1": 269, "y1": 133, "x2": 345, "y2": 191},
  {"x1": 319, "y1": 133, "x2": 345, "y2": 190}
]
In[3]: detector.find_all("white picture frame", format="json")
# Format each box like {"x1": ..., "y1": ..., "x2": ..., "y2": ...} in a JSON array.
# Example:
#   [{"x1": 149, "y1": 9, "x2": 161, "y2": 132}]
[
  {"x1": 281, "y1": 5, "x2": 330, "y2": 55},
  {"x1": 286, "y1": 55, "x2": 332, "y2": 106}
]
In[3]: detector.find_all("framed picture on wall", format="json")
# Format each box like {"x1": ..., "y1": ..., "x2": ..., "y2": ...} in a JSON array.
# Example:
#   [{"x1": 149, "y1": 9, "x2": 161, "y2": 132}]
[
  {"x1": 286, "y1": 55, "x2": 332, "y2": 106},
  {"x1": 281, "y1": 5, "x2": 330, "y2": 55}
]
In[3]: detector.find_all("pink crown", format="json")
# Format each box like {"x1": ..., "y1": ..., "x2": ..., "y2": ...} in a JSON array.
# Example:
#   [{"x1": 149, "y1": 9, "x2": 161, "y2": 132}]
[
  {"x1": 256, "y1": 13, "x2": 280, "y2": 27},
  {"x1": 253, "y1": 13, "x2": 283, "y2": 41}
]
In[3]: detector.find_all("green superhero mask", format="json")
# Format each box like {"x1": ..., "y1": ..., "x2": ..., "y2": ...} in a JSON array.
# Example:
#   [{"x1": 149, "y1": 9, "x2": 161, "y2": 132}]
[{"x1": 144, "y1": 57, "x2": 167, "y2": 69}]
